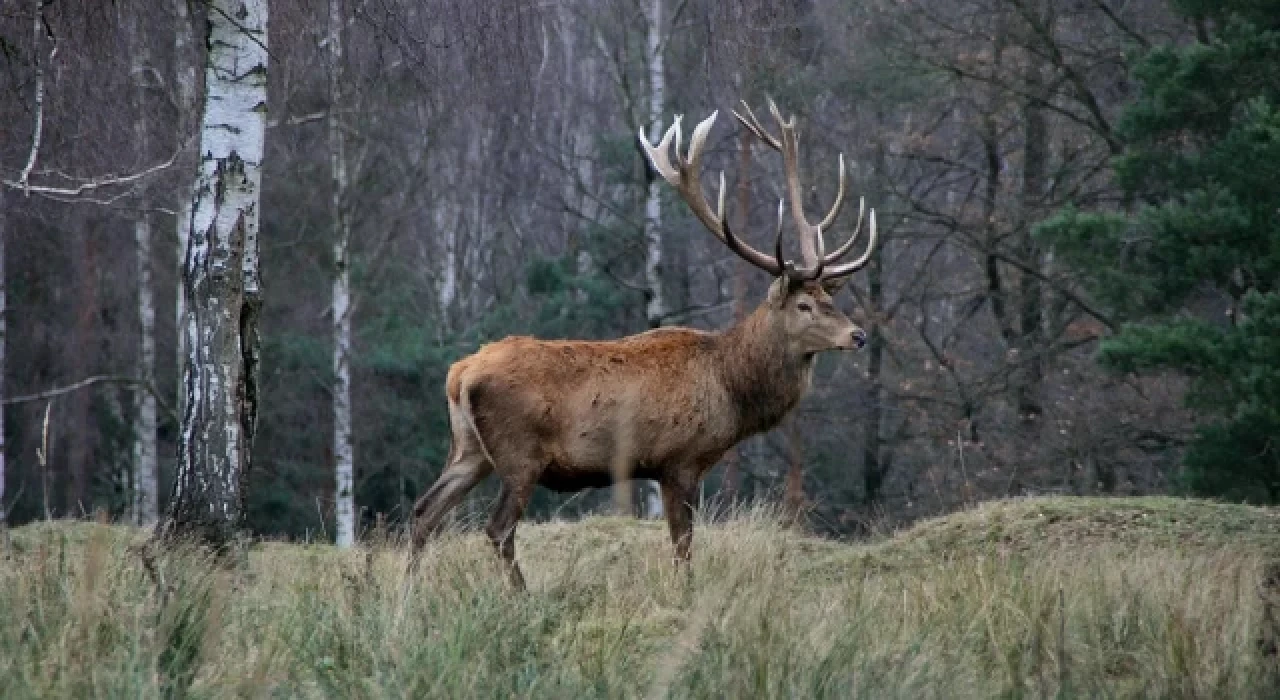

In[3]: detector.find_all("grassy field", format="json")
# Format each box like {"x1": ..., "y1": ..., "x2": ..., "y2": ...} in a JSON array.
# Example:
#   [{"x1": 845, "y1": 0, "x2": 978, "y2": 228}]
[{"x1": 2, "y1": 497, "x2": 1279, "y2": 698}]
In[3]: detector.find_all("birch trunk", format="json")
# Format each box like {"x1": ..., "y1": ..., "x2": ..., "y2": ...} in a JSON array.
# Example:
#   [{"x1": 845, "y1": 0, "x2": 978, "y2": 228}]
[
  {"x1": 641, "y1": 0, "x2": 666, "y2": 518},
  {"x1": 126, "y1": 3, "x2": 158, "y2": 525},
  {"x1": 329, "y1": 0, "x2": 355, "y2": 548},
  {"x1": 166, "y1": 0, "x2": 268, "y2": 546},
  {"x1": 643, "y1": 0, "x2": 666, "y2": 330},
  {"x1": 134, "y1": 214, "x2": 158, "y2": 524},
  {"x1": 173, "y1": 0, "x2": 199, "y2": 415}
]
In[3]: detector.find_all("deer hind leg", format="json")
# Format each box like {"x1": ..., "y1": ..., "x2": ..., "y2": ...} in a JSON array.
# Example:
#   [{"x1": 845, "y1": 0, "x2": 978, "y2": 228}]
[
  {"x1": 485, "y1": 474, "x2": 537, "y2": 591},
  {"x1": 410, "y1": 438, "x2": 493, "y2": 557},
  {"x1": 660, "y1": 476, "x2": 697, "y2": 567}
]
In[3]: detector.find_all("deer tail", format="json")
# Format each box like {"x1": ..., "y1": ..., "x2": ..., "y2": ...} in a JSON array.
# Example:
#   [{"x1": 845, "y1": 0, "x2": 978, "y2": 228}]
[{"x1": 456, "y1": 377, "x2": 499, "y2": 471}]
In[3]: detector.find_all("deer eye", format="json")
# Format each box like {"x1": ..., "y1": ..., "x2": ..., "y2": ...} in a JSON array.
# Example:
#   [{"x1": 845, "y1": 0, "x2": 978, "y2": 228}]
[{"x1": 797, "y1": 301, "x2": 813, "y2": 313}]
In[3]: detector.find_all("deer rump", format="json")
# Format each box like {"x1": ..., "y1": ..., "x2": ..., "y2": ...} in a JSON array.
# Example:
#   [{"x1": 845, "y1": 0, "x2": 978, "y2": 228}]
[{"x1": 449, "y1": 331, "x2": 734, "y2": 495}]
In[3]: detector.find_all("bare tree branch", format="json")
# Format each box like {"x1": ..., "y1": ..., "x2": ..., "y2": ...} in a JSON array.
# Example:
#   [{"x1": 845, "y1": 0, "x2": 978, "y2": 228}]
[
  {"x1": 3, "y1": 375, "x2": 179, "y2": 427},
  {"x1": 3, "y1": 150, "x2": 181, "y2": 198}
]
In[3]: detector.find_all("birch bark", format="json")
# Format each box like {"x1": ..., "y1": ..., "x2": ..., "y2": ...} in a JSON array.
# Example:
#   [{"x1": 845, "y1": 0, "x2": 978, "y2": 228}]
[
  {"x1": 643, "y1": 0, "x2": 666, "y2": 330},
  {"x1": 641, "y1": 0, "x2": 666, "y2": 518},
  {"x1": 126, "y1": 2, "x2": 158, "y2": 525},
  {"x1": 173, "y1": 0, "x2": 199, "y2": 415},
  {"x1": 166, "y1": 0, "x2": 268, "y2": 545},
  {"x1": 329, "y1": 0, "x2": 355, "y2": 548},
  {"x1": 134, "y1": 212, "x2": 158, "y2": 523}
]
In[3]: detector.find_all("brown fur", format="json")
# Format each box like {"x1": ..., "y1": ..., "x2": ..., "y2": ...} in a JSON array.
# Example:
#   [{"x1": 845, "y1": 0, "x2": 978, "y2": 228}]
[{"x1": 410, "y1": 278, "x2": 864, "y2": 588}]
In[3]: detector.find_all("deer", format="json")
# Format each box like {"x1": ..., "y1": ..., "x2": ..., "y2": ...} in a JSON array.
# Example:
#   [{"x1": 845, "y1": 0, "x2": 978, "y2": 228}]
[{"x1": 408, "y1": 100, "x2": 878, "y2": 589}]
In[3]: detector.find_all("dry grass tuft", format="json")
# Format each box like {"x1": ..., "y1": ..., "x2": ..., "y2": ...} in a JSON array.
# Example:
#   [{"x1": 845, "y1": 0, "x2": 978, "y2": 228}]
[{"x1": 2, "y1": 497, "x2": 1278, "y2": 698}]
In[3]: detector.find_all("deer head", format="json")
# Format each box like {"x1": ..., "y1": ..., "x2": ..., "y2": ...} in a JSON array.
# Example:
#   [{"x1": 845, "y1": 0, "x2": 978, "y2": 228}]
[{"x1": 638, "y1": 98, "x2": 878, "y2": 358}]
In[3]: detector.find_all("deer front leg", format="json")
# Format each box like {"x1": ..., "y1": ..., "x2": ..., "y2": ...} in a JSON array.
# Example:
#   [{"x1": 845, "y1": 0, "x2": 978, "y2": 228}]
[{"x1": 660, "y1": 476, "x2": 696, "y2": 568}]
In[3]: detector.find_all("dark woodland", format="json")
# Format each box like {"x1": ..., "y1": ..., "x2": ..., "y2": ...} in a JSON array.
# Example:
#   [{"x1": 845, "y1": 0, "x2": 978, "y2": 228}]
[{"x1": 2, "y1": 0, "x2": 1277, "y2": 541}]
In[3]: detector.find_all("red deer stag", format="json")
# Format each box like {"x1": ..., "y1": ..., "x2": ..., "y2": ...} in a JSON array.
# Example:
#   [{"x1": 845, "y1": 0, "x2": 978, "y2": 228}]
[{"x1": 410, "y1": 100, "x2": 877, "y2": 589}]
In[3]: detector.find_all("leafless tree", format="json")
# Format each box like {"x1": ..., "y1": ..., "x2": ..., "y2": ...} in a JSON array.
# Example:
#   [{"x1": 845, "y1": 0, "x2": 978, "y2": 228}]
[{"x1": 164, "y1": 0, "x2": 269, "y2": 545}]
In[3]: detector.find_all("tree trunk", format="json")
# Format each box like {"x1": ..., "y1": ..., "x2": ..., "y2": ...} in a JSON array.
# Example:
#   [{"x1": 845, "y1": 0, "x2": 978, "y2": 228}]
[
  {"x1": 639, "y1": 0, "x2": 666, "y2": 518},
  {"x1": 643, "y1": 0, "x2": 666, "y2": 330},
  {"x1": 67, "y1": 227, "x2": 99, "y2": 516},
  {"x1": 166, "y1": 0, "x2": 268, "y2": 547},
  {"x1": 329, "y1": 0, "x2": 355, "y2": 548},
  {"x1": 1016, "y1": 10, "x2": 1049, "y2": 422},
  {"x1": 863, "y1": 144, "x2": 890, "y2": 504},
  {"x1": 134, "y1": 217, "x2": 159, "y2": 524},
  {"x1": 863, "y1": 224, "x2": 886, "y2": 504},
  {"x1": 173, "y1": 0, "x2": 199, "y2": 418},
  {"x1": 783, "y1": 417, "x2": 805, "y2": 521},
  {"x1": 721, "y1": 127, "x2": 753, "y2": 505},
  {"x1": 126, "y1": 2, "x2": 158, "y2": 525}
]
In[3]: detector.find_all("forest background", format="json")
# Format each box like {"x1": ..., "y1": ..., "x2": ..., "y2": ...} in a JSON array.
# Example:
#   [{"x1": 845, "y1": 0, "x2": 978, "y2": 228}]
[{"x1": 2, "y1": 0, "x2": 1275, "y2": 541}]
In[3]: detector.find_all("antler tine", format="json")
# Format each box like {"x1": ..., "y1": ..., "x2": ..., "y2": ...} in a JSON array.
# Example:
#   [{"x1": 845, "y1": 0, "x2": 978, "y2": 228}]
[
  {"x1": 720, "y1": 171, "x2": 755, "y2": 258},
  {"x1": 639, "y1": 111, "x2": 783, "y2": 276},
  {"x1": 823, "y1": 208, "x2": 879, "y2": 280},
  {"x1": 731, "y1": 100, "x2": 782, "y2": 152},
  {"x1": 717, "y1": 171, "x2": 727, "y2": 221},
  {"x1": 774, "y1": 201, "x2": 828, "y2": 281},
  {"x1": 765, "y1": 98, "x2": 824, "y2": 270},
  {"x1": 774, "y1": 199, "x2": 786, "y2": 272},
  {"x1": 823, "y1": 196, "x2": 865, "y2": 264},
  {"x1": 766, "y1": 97, "x2": 795, "y2": 133},
  {"x1": 638, "y1": 117, "x2": 683, "y2": 184},
  {"x1": 817, "y1": 153, "x2": 846, "y2": 231}
]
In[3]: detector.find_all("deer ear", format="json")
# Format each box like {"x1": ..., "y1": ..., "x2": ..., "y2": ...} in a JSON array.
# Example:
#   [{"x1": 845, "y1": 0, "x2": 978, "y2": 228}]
[
  {"x1": 766, "y1": 277, "x2": 791, "y2": 307},
  {"x1": 821, "y1": 275, "x2": 852, "y2": 295}
]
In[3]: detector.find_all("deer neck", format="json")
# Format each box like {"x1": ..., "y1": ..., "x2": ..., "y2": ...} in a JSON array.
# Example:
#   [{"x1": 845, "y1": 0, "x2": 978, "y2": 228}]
[{"x1": 714, "y1": 307, "x2": 814, "y2": 439}]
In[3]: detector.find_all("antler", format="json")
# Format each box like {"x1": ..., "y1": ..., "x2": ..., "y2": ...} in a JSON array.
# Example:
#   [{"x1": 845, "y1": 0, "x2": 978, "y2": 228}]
[
  {"x1": 822, "y1": 209, "x2": 878, "y2": 279},
  {"x1": 639, "y1": 113, "x2": 783, "y2": 276},
  {"x1": 732, "y1": 98, "x2": 877, "y2": 282}
]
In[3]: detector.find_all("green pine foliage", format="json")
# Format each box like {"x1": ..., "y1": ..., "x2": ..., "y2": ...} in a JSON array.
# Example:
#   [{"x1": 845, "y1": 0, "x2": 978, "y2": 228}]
[{"x1": 1037, "y1": 4, "x2": 1280, "y2": 501}]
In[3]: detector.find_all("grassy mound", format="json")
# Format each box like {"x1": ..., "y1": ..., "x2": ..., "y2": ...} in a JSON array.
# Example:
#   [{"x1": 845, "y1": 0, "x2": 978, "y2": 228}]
[
  {"x1": 840, "y1": 496, "x2": 1280, "y2": 573},
  {"x1": 2, "y1": 497, "x2": 1279, "y2": 698}
]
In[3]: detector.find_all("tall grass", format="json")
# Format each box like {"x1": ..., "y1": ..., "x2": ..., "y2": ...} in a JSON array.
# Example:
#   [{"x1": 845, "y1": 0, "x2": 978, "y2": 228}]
[{"x1": 1, "y1": 500, "x2": 1278, "y2": 698}]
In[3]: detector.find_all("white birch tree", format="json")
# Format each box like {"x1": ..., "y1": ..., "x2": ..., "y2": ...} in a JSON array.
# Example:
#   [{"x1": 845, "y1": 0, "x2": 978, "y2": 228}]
[
  {"x1": 328, "y1": 0, "x2": 355, "y2": 548},
  {"x1": 166, "y1": 0, "x2": 268, "y2": 545},
  {"x1": 124, "y1": 1, "x2": 159, "y2": 526},
  {"x1": 132, "y1": 150, "x2": 159, "y2": 525},
  {"x1": 173, "y1": 0, "x2": 199, "y2": 411},
  {"x1": 643, "y1": 0, "x2": 666, "y2": 331},
  {"x1": 641, "y1": 0, "x2": 666, "y2": 517}
]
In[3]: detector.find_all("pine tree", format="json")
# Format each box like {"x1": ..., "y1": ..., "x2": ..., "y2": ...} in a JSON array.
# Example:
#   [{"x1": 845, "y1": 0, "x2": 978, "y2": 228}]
[{"x1": 1038, "y1": 1, "x2": 1280, "y2": 501}]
